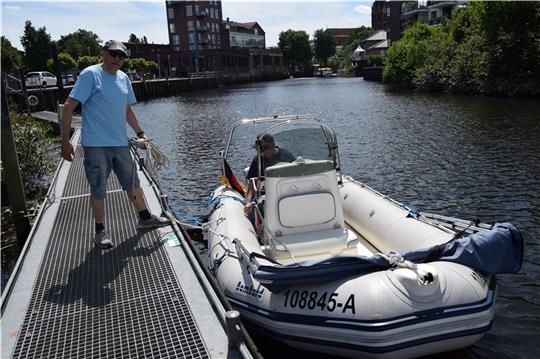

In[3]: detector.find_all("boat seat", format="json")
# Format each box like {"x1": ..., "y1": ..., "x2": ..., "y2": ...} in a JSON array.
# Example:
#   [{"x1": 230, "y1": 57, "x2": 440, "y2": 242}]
[{"x1": 263, "y1": 159, "x2": 347, "y2": 261}]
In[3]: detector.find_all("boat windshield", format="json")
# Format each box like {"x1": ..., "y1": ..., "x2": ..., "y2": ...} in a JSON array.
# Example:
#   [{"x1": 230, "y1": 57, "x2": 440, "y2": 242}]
[
  {"x1": 270, "y1": 125, "x2": 335, "y2": 164},
  {"x1": 223, "y1": 116, "x2": 340, "y2": 182}
]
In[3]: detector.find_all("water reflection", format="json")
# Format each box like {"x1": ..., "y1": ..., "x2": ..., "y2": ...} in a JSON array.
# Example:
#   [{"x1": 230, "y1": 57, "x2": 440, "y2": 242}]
[{"x1": 135, "y1": 77, "x2": 540, "y2": 359}]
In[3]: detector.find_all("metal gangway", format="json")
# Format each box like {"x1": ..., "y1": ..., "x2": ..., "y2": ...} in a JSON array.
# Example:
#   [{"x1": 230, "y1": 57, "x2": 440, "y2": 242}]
[{"x1": 1, "y1": 126, "x2": 259, "y2": 358}]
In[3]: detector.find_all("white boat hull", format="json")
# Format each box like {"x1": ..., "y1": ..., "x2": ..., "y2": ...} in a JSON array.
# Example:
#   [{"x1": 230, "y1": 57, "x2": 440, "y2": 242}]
[{"x1": 206, "y1": 179, "x2": 495, "y2": 358}]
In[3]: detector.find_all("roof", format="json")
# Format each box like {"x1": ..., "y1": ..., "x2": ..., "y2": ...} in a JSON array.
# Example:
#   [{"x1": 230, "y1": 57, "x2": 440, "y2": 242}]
[
  {"x1": 227, "y1": 21, "x2": 264, "y2": 34},
  {"x1": 241, "y1": 22, "x2": 258, "y2": 28},
  {"x1": 364, "y1": 30, "x2": 387, "y2": 42},
  {"x1": 371, "y1": 39, "x2": 389, "y2": 49}
]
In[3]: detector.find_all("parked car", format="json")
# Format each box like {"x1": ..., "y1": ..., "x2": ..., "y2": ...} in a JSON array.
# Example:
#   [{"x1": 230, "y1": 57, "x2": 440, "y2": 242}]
[
  {"x1": 62, "y1": 74, "x2": 75, "y2": 85},
  {"x1": 25, "y1": 71, "x2": 57, "y2": 88}
]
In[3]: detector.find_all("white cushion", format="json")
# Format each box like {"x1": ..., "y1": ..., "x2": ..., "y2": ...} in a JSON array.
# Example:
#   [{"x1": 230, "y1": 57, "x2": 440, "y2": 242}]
[{"x1": 278, "y1": 193, "x2": 336, "y2": 227}]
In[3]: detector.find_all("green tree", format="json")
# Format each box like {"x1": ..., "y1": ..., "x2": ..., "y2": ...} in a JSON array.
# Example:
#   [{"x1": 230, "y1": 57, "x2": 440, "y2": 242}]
[
  {"x1": 144, "y1": 60, "x2": 158, "y2": 73},
  {"x1": 121, "y1": 58, "x2": 133, "y2": 72},
  {"x1": 20, "y1": 20, "x2": 51, "y2": 71},
  {"x1": 383, "y1": 23, "x2": 437, "y2": 83},
  {"x1": 278, "y1": 30, "x2": 312, "y2": 70},
  {"x1": 47, "y1": 52, "x2": 77, "y2": 74},
  {"x1": 313, "y1": 29, "x2": 336, "y2": 66},
  {"x1": 1, "y1": 36, "x2": 22, "y2": 74},
  {"x1": 384, "y1": 1, "x2": 540, "y2": 96},
  {"x1": 343, "y1": 26, "x2": 374, "y2": 54},
  {"x1": 131, "y1": 57, "x2": 147, "y2": 73},
  {"x1": 338, "y1": 26, "x2": 373, "y2": 68},
  {"x1": 77, "y1": 55, "x2": 101, "y2": 70},
  {"x1": 57, "y1": 29, "x2": 101, "y2": 58},
  {"x1": 475, "y1": 1, "x2": 540, "y2": 79},
  {"x1": 123, "y1": 58, "x2": 158, "y2": 78}
]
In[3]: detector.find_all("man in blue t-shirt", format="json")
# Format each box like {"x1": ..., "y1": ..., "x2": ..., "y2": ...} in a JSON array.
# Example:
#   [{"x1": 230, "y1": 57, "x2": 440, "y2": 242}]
[{"x1": 61, "y1": 40, "x2": 170, "y2": 249}]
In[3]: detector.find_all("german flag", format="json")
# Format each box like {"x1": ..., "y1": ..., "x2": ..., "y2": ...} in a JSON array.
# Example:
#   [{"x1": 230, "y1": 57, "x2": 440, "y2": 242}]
[{"x1": 220, "y1": 159, "x2": 246, "y2": 197}]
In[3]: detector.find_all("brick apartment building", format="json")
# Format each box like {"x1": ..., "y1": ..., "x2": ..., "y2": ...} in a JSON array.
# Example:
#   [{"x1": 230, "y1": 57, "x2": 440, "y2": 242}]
[
  {"x1": 123, "y1": 0, "x2": 284, "y2": 79},
  {"x1": 372, "y1": 1, "x2": 467, "y2": 43},
  {"x1": 326, "y1": 28, "x2": 356, "y2": 52}
]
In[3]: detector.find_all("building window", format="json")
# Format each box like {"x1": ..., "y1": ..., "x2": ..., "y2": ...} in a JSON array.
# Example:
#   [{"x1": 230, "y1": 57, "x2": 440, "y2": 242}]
[
  {"x1": 167, "y1": 7, "x2": 174, "y2": 19},
  {"x1": 186, "y1": 5, "x2": 192, "y2": 16},
  {"x1": 173, "y1": 34, "x2": 180, "y2": 46},
  {"x1": 189, "y1": 32, "x2": 196, "y2": 44},
  {"x1": 188, "y1": 20, "x2": 194, "y2": 31},
  {"x1": 169, "y1": 23, "x2": 175, "y2": 33}
]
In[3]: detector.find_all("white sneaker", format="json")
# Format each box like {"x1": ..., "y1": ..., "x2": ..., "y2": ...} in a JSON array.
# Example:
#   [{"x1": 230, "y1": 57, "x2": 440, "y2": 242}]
[
  {"x1": 94, "y1": 231, "x2": 113, "y2": 249},
  {"x1": 136, "y1": 215, "x2": 172, "y2": 230}
]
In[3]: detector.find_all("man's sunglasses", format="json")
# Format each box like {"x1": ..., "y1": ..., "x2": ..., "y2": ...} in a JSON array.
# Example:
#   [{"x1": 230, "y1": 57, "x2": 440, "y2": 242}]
[{"x1": 108, "y1": 50, "x2": 127, "y2": 59}]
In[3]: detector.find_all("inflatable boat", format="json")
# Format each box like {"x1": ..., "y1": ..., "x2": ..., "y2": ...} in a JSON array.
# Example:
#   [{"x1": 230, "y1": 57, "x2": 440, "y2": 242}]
[{"x1": 205, "y1": 115, "x2": 523, "y2": 358}]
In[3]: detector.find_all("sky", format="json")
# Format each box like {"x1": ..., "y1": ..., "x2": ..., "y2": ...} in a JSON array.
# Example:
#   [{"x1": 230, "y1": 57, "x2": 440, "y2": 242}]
[{"x1": 1, "y1": 0, "x2": 373, "y2": 50}]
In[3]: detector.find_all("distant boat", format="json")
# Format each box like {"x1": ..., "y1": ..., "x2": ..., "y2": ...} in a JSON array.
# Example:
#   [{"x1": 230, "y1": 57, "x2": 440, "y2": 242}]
[{"x1": 315, "y1": 67, "x2": 333, "y2": 77}]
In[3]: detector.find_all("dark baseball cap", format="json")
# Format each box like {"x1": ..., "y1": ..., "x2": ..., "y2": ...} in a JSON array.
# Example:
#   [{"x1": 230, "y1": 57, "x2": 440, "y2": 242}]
[
  {"x1": 102, "y1": 40, "x2": 128, "y2": 56},
  {"x1": 254, "y1": 133, "x2": 275, "y2": 150}
]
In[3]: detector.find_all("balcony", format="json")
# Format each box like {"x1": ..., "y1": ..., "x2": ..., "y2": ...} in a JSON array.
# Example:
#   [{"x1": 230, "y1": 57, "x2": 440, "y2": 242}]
[{"x1": 427, "y1": 1, "x2": 458, "y2": 9}]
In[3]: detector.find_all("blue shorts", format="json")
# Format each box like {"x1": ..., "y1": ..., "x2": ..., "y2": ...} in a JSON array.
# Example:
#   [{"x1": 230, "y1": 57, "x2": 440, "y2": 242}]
[{"x1": 83, "y1": 146, "x2": 140, "y2": 199}]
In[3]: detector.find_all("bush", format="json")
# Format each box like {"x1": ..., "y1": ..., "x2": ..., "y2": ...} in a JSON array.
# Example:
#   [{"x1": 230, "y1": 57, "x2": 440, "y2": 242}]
[
  {"x1": 383, "y1": 23, "x2": 437, "y2": 83},
  {"x1": 2, "y1": 108, "x2": 57, "y2": 200}
]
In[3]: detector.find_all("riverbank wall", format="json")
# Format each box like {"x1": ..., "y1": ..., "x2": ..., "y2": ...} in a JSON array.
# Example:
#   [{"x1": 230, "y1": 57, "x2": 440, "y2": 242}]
[
  {"x1": 358, "y1": 66, "x2": 384, "y2": 82},
  {"x1": 8, "y1": 71, "x2": 288, "y2": 112}
]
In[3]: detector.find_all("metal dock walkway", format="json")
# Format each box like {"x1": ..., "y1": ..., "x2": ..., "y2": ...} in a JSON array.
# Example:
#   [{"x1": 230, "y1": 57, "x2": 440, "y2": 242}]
[{"x1": 1, "y1": 128, "x2": 255, "y2": 358}]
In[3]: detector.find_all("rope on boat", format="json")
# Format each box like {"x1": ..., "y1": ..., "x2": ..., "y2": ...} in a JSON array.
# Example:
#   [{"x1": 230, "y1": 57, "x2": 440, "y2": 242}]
[
  {"x1": 381, "y1": 251, "x2": 434, "y2": 285},
  {"x1": 209, "y1": 248, "x2": 232, "y2": 275}
]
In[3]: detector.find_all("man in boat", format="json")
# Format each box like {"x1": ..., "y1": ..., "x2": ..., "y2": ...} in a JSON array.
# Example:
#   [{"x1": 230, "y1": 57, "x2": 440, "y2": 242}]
[
  {"x1": 244, "y1": 133, "x2": 295, "y2": 215},
  {"x1": 61, "y1": 40, "x2": 170, "y2": 249}
]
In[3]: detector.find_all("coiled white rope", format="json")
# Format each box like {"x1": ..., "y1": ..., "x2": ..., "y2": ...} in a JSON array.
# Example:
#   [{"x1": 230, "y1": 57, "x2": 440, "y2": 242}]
[
  {"x1": 130, "y1": 138, "x2": 169, "y2": 171},
  {"x1": 145, "y1": 140, "x2": 169, "y2": 171}
]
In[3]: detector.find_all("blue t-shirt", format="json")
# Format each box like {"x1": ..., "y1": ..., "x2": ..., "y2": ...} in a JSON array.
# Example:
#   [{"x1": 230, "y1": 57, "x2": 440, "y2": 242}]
[{"x1": 69, "y1": 64, "x2": 136, "y2": 147}]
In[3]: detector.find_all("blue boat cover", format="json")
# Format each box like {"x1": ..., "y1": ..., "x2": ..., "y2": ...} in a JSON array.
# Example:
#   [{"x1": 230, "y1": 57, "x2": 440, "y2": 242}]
[{"x1": 252, "y1": 223, "x2": 523, "y2": 292}]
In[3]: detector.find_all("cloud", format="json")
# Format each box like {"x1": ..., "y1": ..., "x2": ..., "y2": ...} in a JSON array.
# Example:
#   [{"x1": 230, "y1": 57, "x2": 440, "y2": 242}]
[
  {"x1": 3, "y1": 5, "x2": 22, "y2": 10},
  {"x1": 224, "y1": 2, "x2": 372, "y2": 46},
  {"x1": 353, "y1": 5, "x2": 371, "y2": 15}
]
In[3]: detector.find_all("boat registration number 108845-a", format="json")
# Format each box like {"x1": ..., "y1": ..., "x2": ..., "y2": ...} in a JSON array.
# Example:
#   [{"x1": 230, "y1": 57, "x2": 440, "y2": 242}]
[{"x1": 282, "y1": 290, "x2": 356, "y2": 314}]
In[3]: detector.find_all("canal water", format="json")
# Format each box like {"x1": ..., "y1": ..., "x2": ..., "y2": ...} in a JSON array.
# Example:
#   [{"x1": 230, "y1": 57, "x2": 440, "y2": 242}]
[
  {"x1": 2, "y1": 77, "x2": 537, "y2": 357},
  {"x1": 134, "y1": 77, "x2": 539, "y2": 359}
]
